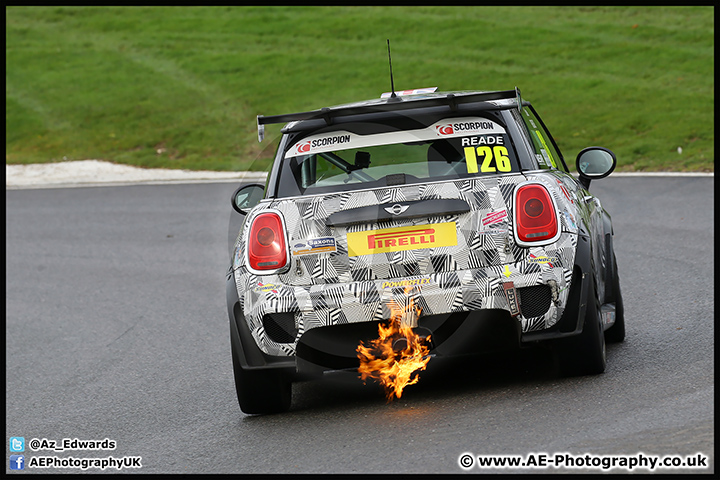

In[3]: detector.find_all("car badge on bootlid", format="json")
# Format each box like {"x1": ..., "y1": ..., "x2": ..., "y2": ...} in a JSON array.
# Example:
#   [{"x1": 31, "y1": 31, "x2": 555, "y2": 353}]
[{"x1": 384, "y1": 204, "x2": 409, "y2": 216}]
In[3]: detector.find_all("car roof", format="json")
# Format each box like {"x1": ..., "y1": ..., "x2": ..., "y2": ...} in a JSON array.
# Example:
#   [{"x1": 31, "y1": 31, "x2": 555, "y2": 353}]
[{"x1": 323, "y1": 90, "x2": 518, "y2": 110}]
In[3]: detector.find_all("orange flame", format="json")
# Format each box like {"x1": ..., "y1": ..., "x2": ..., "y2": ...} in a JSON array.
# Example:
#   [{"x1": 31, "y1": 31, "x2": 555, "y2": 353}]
[{"x1": 356, "y1": 290, "x2": 432, "y2": 401}]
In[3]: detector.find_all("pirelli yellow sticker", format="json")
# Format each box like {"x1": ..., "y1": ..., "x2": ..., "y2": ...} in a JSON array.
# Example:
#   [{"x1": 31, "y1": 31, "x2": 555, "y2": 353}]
[{"x1": 346, "y1": 222, "x2": 457, "y2": 257}]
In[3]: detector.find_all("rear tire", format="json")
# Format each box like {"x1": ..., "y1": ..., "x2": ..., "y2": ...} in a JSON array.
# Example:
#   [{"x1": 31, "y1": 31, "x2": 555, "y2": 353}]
[
  {"x1": 557, "y1": 277, "x2": 606, "y2": 376},
  {"x1": 604, "y1": 254, "x2": 625, "y2": 343},
  {"x1": 231, "y1": 340, "x2": 292, "y2": 415}
]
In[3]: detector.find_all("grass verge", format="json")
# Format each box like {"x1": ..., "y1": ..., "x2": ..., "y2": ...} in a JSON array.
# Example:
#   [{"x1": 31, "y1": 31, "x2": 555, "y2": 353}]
[{"x1": 6, "y1": 6, "x2": 714, "y2": 172}]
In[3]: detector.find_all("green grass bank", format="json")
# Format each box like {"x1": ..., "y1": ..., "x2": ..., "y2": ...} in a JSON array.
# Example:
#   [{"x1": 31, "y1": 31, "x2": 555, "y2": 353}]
[{"x1": 6, "y1": 6, "x2": 714, "y2": 173}]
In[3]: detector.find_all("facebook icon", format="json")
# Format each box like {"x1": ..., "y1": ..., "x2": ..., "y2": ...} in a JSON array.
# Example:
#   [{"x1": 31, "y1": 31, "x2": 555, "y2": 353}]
[{"x1": 10, "y1": 455, "x2": 25, "y2": 470}]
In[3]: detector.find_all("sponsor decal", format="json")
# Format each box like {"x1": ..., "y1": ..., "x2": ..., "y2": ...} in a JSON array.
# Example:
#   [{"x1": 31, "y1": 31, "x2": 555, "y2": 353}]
[
  {"x1": 502, "y1": 265, "x2": 513, "y2": 278},
  {"x1": 527, "y1": 254, "x2": 556, "y2": 267},
  {"x1": 436, "y1": 120, "x2": 497, "y2": 137},
  {"x1": 481, "y1": 209, "x2": 508, "y2": 226},
  {"x1": 311, "y1": 134, "x2": 351, "y2": 148},
  {"x1": 233, "y1": 246, "x2": 243, "y2": 269},
  {"x1": 479, "y1": 227, "x2": 508, "y2": 235},
  {"x1": 285, "y1": 117, "x2": 506, "y2": 158},
  {"x1": 297, "y1": 141, "x2": 311, "y2": 154},
  {"x1": 254, "y1": 282, "x2": 280, "y2": 294},
  {"x1": 503, "y1": 281, "x2": 521, "y2": 317},
  {"x1": 563, "y1": 211, "x2": 577, "y2": 229},
  {"x1": 290, "y1": 134, "x2": 352, "y2": 156},
  {"x1": 436, "y1": 124, "x2": 455, "y2": 136},
  {"x1": 556, "y1": 179, "x2": 574, "y2": 204},
  {"x1": 532, "y1": 130, "x2": 557, "y2": 168},
  {"x1": 381, "y1": 277, "x2": 433, "y2": 289},
  {"x1": 603, "y1": 309, "x2": 616, "y2": 327},
  {"x1": 346, "y1": 222, "x2": 457, "y2": 257},
  {"x1": 291, "y1": 236, "x2": 337, "y2": 256}
]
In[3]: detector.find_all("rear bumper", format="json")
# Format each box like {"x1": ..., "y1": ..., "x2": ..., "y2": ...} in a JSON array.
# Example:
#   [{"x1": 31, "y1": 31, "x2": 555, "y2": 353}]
[
  {"x1": 295, "y1": 308, "x2": 523, "y2": 376},
  {"x1": 228, "y1": 236, "x2": 593, "y2": 376},
  {"x1": 229, "y1": 274, "x2": 522, "y2": 375},
  {"x1": 227, "y1": 273, "x2": 295, "y2": 372},
  {"x1": 522, "y1": 234, "x2": 593, "y2": 342}
]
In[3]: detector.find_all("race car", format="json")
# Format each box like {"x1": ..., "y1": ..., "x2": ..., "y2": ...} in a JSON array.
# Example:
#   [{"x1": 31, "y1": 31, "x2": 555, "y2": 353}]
[{"x1": 226, "y1": 87, "x2": 624, "y2": 414}]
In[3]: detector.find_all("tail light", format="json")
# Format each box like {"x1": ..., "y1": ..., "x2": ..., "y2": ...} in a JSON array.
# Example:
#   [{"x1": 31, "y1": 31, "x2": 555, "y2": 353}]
[
  {"x1": 247, "y1": 211, "x2": 288, "y2": 273},
  {"x1": 514, "y1": 183, "x2": 559, "y2": 245}
]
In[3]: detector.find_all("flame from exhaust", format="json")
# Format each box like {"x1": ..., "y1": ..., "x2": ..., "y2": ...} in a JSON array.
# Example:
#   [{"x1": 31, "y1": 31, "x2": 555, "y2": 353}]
[{"x1": 356, "y1": 290, "x2": 432, "y2": 401}]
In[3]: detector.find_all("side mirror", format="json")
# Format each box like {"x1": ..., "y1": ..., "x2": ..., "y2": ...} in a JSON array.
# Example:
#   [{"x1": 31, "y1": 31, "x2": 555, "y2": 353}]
[
  {"x1": 576, "y1": 147, "x2": 617, "y2": 189},
  {"x1": 231, "y1": 184, "x2": 265, "y2": 215}
]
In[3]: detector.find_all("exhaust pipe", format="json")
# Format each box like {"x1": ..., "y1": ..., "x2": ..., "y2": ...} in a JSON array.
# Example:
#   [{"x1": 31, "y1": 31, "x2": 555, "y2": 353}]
[{"x1": 391, "y1": 326, "x2": 434, "y2": 353}]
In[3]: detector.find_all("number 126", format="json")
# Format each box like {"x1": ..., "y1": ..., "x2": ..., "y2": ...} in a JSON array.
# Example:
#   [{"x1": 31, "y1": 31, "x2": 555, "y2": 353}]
[{"x1": 464, "y1": 146, "x2": 511, "y2": 173}]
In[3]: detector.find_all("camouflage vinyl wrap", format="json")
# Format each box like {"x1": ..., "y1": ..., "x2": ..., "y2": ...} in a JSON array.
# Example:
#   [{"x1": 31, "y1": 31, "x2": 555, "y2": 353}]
[{"x1": 232, "y1": 171, "x2": 582, "y2": 357}]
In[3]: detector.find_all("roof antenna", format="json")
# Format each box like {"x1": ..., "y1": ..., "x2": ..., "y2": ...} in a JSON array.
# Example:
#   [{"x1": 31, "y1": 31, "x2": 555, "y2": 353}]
[{"x1": 386, "y1": 39, "x2": 401, "y2": 102}]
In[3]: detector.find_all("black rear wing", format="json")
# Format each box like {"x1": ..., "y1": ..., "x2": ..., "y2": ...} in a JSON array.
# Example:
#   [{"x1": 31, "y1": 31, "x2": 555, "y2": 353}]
[{"x1": 256, "y1": 87, "x2": 523, "y2": 142}]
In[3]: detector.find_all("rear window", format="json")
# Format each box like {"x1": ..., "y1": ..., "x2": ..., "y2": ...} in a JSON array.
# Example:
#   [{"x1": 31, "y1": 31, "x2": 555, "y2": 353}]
[{"x1": 276, "y1": 116, "x2": 521, "y2": 197}]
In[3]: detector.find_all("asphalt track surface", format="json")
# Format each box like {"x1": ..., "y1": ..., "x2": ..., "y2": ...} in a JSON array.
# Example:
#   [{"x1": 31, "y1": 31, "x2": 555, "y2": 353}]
[{"x1": 5, "y1": 176, "x2": 714, "y2": 474}]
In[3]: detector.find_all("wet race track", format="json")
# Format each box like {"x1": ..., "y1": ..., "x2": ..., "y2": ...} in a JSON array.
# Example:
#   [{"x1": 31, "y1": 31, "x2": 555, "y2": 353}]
[{"x1": 6, "y1": 176, "x2": 714, "y2": 474}]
